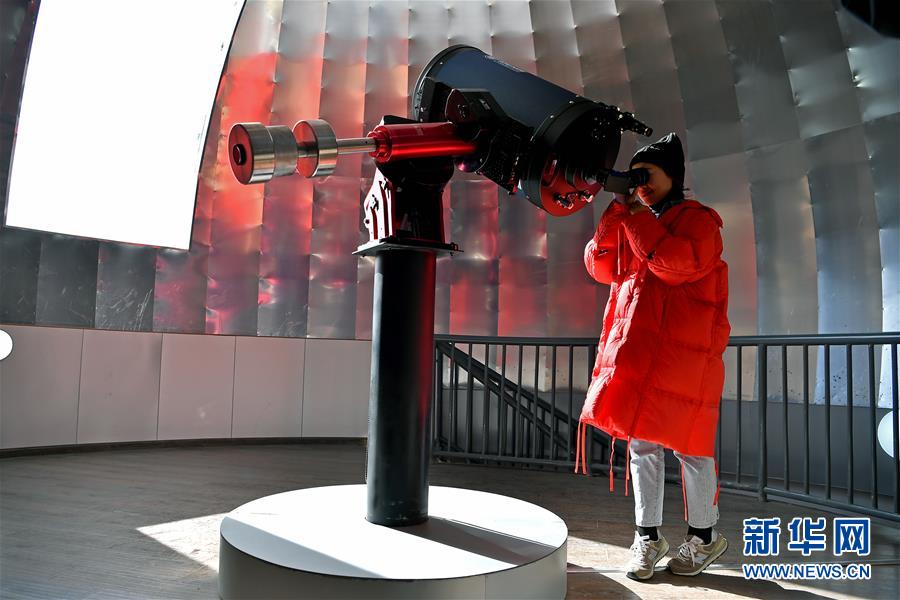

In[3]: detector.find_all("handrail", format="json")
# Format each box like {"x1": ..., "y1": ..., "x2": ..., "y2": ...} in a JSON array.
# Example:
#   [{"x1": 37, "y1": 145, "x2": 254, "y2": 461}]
[
  {"x1": 433, "y1": 332, "x2": 900, "y2": 523},
  {"x1": 436, "y1": 332, "x2": 900, "y2": 346}
]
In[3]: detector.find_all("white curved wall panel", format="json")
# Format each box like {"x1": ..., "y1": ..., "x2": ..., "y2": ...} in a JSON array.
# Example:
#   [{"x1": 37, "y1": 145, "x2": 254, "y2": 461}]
[
  {"x1": 0, "y1": 325, "x2": 369, "y2": 449},
  {"x1": 77, "y1": 330, "x2": 162, "y2": 444},
  {"x1": 0, "y1": 325, "x2": 82, "y2": 448},
  {"x1": 233, "y1": 336, "x2": 304, "y2": 438}
]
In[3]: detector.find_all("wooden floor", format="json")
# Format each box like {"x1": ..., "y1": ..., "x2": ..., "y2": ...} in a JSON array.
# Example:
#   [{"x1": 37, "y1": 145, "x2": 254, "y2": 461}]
[{"x1": 1, "y1": 443, "x2": 898, "y2": 599}]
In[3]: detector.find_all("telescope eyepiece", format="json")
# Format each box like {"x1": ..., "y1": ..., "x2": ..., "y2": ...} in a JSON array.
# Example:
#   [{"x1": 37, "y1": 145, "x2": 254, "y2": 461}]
[{"x1": 628, "y1": 167, "x2": 650, "y2": 187}]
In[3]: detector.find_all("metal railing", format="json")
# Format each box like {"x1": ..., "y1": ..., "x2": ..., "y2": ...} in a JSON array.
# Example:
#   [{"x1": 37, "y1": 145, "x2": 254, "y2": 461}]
[{"x1": 432, "y1": 332, "x2": 900, "y2": 523}]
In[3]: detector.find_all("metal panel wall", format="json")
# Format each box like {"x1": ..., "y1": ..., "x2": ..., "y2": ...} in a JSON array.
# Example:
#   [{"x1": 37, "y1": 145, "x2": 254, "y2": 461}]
[
  {"x1": 1, "y1": 1, "x2": 897, "y2": 387},
  {"x1": 205, "y1": 0, "x2": 283, "y2": 336},
  {"x1": 258, "y1": 1, "x2": 326, "y2": 338},
  {"x1": 531, "y1": 0, "x2": 600, "y2": 338},
  {"x1": 95, "y1": 244, "x2": 157, "y2": 331},
  {"x1": 305, "y1": 0, "x2": 369, "y2": 339},
  {"x1": 0, "y1": 1, "x2": 39, "y2": 326}
]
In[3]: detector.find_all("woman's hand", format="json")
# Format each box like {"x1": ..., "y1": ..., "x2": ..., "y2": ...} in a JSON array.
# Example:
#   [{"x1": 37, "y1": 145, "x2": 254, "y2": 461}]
[
  {"x1": 616, "y1": 190, "x2": 649, "y2": 215},
  {"x1": 628, "y1": 201, "x2": 650, "y2": 215},
  {"x1": 613, "y1": 191, "x2": 636, "y2": 205}
]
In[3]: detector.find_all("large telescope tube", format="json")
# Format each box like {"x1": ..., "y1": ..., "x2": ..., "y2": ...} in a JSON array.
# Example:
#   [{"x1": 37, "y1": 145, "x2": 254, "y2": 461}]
[{"x1": 412, "y1": 45, "x2": 651, "y2": 216}]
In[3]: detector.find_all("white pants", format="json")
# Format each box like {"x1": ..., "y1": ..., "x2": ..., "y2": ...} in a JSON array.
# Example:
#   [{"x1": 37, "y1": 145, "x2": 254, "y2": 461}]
[{"x1": 629, "y1": 437, "x2": 720, "y2": 529}]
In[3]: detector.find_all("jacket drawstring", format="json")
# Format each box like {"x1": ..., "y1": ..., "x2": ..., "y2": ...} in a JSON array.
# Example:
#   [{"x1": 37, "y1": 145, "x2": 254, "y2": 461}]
[
  {"x1": 624, "y1": 436, "x2": 631, "y2": 496},
  {"x1": 616, "y1": 225, "x2": 624, "y2": 276},
  {"x1": 681, "y1": 462, "x2": 689, "y2": 522},
  {"x1": 618, "y1": 226, "x2": 622, "y2": 276},
  {"x1": 713, "y1": 457, "x2": 721, "y2": 506},
  {"x1": 608, "y1": 436, "x2": 617, "y2": 492},
  {"x1": 574, "y1": 421, "x2": 588, "y2": 475},
  {"x1": 574, "y1": 421, "x2": 581, "y2": 474},
  {"x1": 581, "y1": 422, "x2": 588, "y2": 473}
]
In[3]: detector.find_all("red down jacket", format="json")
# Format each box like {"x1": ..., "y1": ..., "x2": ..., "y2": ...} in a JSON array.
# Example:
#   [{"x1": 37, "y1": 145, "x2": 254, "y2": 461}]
[{"x1": 578, "y1": 199, "x2": 730, "y2": 460}]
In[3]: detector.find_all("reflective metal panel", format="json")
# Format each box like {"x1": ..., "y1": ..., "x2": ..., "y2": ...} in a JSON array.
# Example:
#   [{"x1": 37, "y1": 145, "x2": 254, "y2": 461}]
[
  {"x1": 258, "y1": 0, "x2": 326, "y2": 338},
  {"x1": 0, "y1": 0, "x2": 32, "y2": 204},
  {"x1": 773, "y1": 0, "x2": 862, "y2": 140},
  {"x1": 306, "y1": 176, "x2": 363, "y2": 339},
  {"x1": 493, "y1": 1, "x2": 544, "y2": 337},
  {"x1": 531, "y1": 0, "x2": 598, "y2": 337},
  {"x1": 95, "y1": 243, "x2": 157, "y2": 332},
  {"x1": 498, "y1": 193, "x2": 548, "y2": 337},
  {"x1": 304, "y1": 0, "x2": 368, "y2": 339},
  {"x1": 489, "y1": 0, "x2": 537, "y2": 74},
  {"x1": 716, "y1": 0, "x2": 801, "y2": 151},
  {"x1": 568, "y1": 0, "x2": 636, "y2": 238},
  {"x1": 449, "y1": 179, "x2": 499, "y2": 336},
  {"x1": 665, "y1": 0, "x2": 743, "y2": 161},
  {"x1": 747, "y1": 141, "x2": 818, "y2": 335},
  {"x1": 153, "y1": 246, "x2": 207, "y2": 334},
  {"x1": 690, "y1": 153, "x2": 758, "y2": 336},
  {"x1": 205, "y1": 0, "x2": 282, "y2": 335},
  {"x1": 0, "y1": 1, "x2": 36, "y2": 325},
  {"x1": 530, "y1": 1, "x2": 582, "y2": 93},
  {"x1": 862, "y1": 113, "x2": 899, "y2": 405},
  {"x1": 258, "y1": 176, "x2": 314, "y2": 338},
  {"x1": 805, "y1": 125, "x2": 882, "y2": 335},
  {"x1": 863, "y1": 114, "x2": 899, "y2": 333},
  {"x1": 837, "y1": 7, "x2": 900, "y2": 123},
  {"x1": 616, "y1": 0, "x2": 686, "y2": 145},
  {"x1": 409, "y1": 1, "x2": 451, "y2": 87},
  {"x1": 0, "y1": 228, "x2": 39, "y2": 324},
  {"x1": 35, "y1": 235, "x2": 99, "y2": 327},
  {"x1": 447, "y1": 1, "x2": 491, "y2": 50},
  {"x1": 572, "y1": 0, "x2": 630, "y2": 113}
]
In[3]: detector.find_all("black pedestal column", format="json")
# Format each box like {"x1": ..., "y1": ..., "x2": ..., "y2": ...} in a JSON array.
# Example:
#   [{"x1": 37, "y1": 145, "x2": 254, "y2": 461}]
[{"x1": 365, "y1": 249, "x2": 437, "y2": 526}]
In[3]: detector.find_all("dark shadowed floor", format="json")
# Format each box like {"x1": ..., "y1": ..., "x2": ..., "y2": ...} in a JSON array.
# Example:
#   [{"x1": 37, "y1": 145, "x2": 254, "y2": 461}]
[{"x1": 1, "y1": 443, "x2": 897, "y2": 599}]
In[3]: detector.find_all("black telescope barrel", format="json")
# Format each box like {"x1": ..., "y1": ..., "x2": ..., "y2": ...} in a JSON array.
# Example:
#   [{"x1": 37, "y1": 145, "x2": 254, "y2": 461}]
[
  {"x1": 414, "y1": 45, "x2": 628, "y2": 216},
  {"x1": 413, "y1": 45, "x2": 579, "y2": 130}
]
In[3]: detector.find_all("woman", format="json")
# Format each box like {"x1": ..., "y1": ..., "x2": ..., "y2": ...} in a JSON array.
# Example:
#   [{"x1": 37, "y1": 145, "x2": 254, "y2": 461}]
[{"x1": 577, "y1": 133, "x2": 731, "y2": 580}]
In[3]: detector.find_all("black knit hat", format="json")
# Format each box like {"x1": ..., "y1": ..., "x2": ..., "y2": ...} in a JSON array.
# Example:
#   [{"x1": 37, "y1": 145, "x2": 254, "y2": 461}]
[{"x1": 629, "y1": 133, "x2": 685, "y2": 186}]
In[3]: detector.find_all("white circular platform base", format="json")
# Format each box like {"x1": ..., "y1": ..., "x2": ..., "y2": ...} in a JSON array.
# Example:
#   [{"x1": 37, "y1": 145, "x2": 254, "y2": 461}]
[{"x1": 219, "y1": 484, "x2": 567, "y2": 599}]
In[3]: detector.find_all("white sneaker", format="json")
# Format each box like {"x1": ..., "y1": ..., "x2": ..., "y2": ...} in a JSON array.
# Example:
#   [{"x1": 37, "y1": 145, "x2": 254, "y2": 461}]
[
  {"x1": 625, "y1": 531, "x2": 670, "y2": 581},
  {"x1": 667, "y1": 530, "x2": 728, "y2": 576}
]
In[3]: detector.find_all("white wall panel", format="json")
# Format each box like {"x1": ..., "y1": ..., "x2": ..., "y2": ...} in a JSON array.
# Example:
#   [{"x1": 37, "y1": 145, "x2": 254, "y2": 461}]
[
  {"x1": 232, "y1": 336, "x2": 304, "y2": 438},
  {"x1": 0, "y1": 325, "x2": 83, "y2": 448},
  {"x1": 301, "y1": 339, "x2": 370, "y2": 438},
  {"x1": 0, "y1": 326, "x2": 376, "y2": 449},
  {"x1": 157, "y1": 333, "x2": 236, "y2": 440},
  {"x1": 77, "y1": 330, "x2": 162, "y2": 444}
]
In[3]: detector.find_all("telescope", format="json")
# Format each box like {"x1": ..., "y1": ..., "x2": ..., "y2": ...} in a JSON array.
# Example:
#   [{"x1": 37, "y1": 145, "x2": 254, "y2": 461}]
[
  {"x1": 226, "y1": 46, "x2": 652, "y2": 528},
  {"x1": 229, "y1": 45, "x2": 651, "y2": 218}
]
